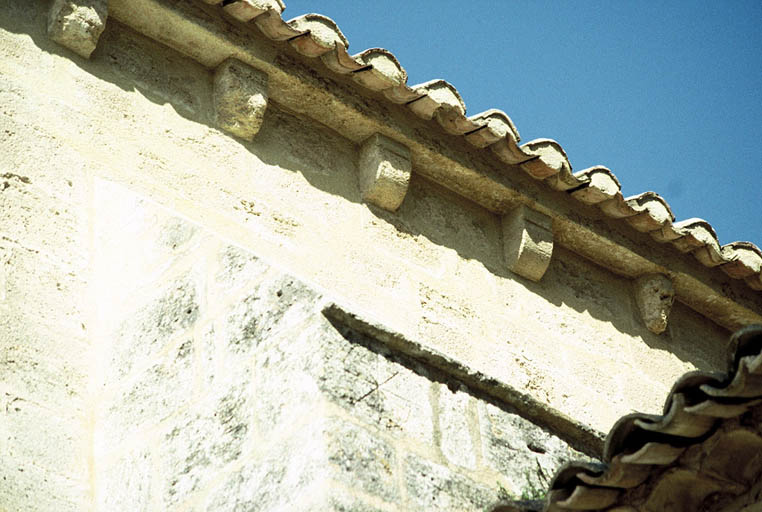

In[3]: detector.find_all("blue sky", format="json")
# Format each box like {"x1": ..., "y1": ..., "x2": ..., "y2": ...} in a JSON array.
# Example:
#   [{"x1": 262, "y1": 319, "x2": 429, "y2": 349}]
[{"x1": 284, "y1": 1, "x2": 761, "y2": 246}]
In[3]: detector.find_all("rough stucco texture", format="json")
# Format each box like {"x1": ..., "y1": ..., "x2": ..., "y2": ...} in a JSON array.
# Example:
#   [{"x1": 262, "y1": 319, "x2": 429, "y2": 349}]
[{"x1": 0, "y1": 2, "x2": 733, "y2": 508}]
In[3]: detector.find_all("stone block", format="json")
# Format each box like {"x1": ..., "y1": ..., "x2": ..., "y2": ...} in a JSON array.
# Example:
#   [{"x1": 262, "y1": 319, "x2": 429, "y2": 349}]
[
  {"x1": 158, "y1": 382, "x2": 254, "y2": 508},
  {"x1": 99, "y1": 338, "x2": 194, "y2": 448},
  {"x1": 213, "y1": 58, "x2": 269, "y2": 140},
  {"x1": 0, "y1": 334, "x2": 88, "y2": 415},
  {"x1": 477, "y1": 402, "x2": 586, "y2": 495},
  {"x1": 47, "y1": 0, "x2": 108, "y2": 58},
  {"x1": 205, "y1": 414, "x2": 400, "y2": 508},
  {"x1": 109, "y1": 272, "x2": 200, "y2": 379},
  {"x1": 0, "y1": 395, "x2": 88, "y2": 478},
  {"x1": 326, "y1": 419, "x2": 399, "y2": 502},
  {"x1": 404, "y1": 455, "x2": 497, "y2": 511},
  {"x1": 0, "y1": 172, "x2": 87, "y2": 267},
  {"x1": 204, "y1": 272, "x2": 320, "y2": 392},
  {"x1": 250, "y1": 359, "x2": 320, "y2": 438},
  {"x1": 358, "y1": 133, "x2": 412, "y2": 211},
  {"x1": 0, "y1": 462, "x2": 87, "y2": 512},
  {"x1": 200, "y1": 448, "x2": 304, "y2": 512},
  {"x1": 199, "y1": 417, "x2": 327, "y2": 512},
  {"x1": 308, "y1": 489, "x2": 391, "y2": 512},
  {"x1": 437, "y1": 384, "x2": 478, "y2": 470},
  {"x1": 96, "y1": 447, "x2": 152, "y2": 512},
  {"x1": 210, "y1": 244, "x2": 270, "y2": 301},
  {"x1": 314, "y1": 324, "x2": 435, "y2": 445},
  {"x1": 1, "y1": 245, "x2": 88, "y2": 342},
  {"x1": 634, "y1": 273, "x2": 675, "y2": 334},
  {"x1": 502, "y1": 205, "x2": 553, "y2": 281},
  {"x1": 93, "y1": 179, "x2": 206, "y2": 299},
  {"x1": 217, "y1": 273, "x2": 318, "y2": 353},
  {"x1": 248, "y1": 319, "x2": 348, "y2": 437}
]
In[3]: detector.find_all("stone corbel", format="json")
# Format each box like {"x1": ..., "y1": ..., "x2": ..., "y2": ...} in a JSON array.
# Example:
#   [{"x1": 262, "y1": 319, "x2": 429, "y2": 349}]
[
  {"x1": 634, "y1": 273, "x2": 675, "y2": 334},
  {"x1": 213, "y1": 58, "x2": 269, "y2": 140},
  {"x1": 48, "y1": 0, "x2": 108, "y2": 59},
  {"x1": 502, "y1": 205, "x2": 553, "y2": 282},
  {"x1": 358, "y1": 133, "x2": 412, "y2": 212}
]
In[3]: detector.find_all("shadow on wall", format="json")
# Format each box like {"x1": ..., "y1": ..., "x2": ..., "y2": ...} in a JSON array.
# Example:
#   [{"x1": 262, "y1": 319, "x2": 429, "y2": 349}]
[{"x1": 0, "y1": 0, "x2": 727, "y2": 373}]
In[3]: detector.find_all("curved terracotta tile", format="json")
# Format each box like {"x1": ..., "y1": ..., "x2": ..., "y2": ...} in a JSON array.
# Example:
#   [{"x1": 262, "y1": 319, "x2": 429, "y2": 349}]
[
  {"x1": 465, "y1": 109, "x2": 520, "y2": 147},
  {"x1": 543, "y1": 326, "x2": 762, "y2": 511},
  {"x1": 222, "y1": 0, "x2": 284, "y2": 22},
  {"x1": 287, "y1": 14, "x2": 349, "y2": 58},
  {"x1": 570, "y1": 166, "x2": 621, "y2": 204},
  {"x1": 254, "y1": 9, "x2": 305, "y2": 40},
  {"x1": 203, "y1": 0, "x2": 762, "y2": 292},
  {"x1": 519, "y1": 138, "x2": 572, "y2": 180},
  {"x1": 321, "y1": 44, "x2": 365, "y2": 74},
  {"x1": 407, "y1": 79, "x2": 465, "y2": 120},
  {"x1": 721, "y1": 242, "x2": 762, "y2": 279}
]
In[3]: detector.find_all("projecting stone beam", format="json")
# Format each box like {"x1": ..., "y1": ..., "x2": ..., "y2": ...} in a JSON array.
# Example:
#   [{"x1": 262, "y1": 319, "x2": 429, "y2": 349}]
[
  {"x1": 358, "y1": 133, "x2": 412, "y2": 212},
  {"x1": 634, "y1": 273, "x2": 675, "y2": 335},
  {"x1": 47, "y1": 0, "x2": 108, "y2": 59},
  {"x1": 213, "y1": 58, "x2": 269, "y2": 141},
  {"x1": 502, "y1": 205, "x2": 554, "y2": 282}
]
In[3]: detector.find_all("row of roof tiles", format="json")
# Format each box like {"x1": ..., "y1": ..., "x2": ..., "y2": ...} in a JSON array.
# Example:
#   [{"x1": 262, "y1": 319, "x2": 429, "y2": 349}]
[
  {"x1": 203, "y1": 0, "x2": 762, "y2": 292},
  {"x1": 537, "y1": 324, "x2": 762, "y2": 511}
]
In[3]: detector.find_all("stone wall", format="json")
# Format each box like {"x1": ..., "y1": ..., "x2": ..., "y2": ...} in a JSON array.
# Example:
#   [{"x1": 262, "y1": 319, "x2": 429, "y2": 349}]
[
  {"x1": 0, "y1": 1, "x2": 741, "y2": 509},
  {"x1": 93, "y1": 182, "x2": 586, "y2": 511}
]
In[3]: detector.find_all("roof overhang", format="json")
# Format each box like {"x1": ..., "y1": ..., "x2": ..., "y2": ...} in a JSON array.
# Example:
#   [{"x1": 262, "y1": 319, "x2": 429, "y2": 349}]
[{"x1": 99, "y1": 0, "x2": 762, "y2": 333}]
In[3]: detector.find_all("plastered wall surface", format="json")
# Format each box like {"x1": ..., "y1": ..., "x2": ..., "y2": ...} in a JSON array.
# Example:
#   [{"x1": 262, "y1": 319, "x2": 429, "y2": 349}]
[{"x1": 0, "y1": 1, "x2": 734, "y2": 509}]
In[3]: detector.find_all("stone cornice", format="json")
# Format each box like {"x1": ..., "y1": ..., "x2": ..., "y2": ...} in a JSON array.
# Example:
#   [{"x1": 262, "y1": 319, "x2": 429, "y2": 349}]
[{"x1": 63, "y1": 0, "x2": 762, "y2": 331}]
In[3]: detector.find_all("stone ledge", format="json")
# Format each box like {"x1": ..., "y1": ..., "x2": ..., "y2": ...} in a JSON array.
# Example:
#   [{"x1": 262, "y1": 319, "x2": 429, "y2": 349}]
[{"x1": 321, "y1": 301, "x2": 606, "y2": 459}]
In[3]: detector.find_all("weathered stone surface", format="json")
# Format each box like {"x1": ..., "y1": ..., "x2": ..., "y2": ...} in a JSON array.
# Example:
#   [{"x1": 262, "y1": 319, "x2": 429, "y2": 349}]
[
  {"x1": 4, "y1": 12, "x2": 726, "y2": 508},
  {"x1": 97, "y1": 447, "x2": 152, "y2": 512},
  {"x1": 251, "y1": 337, "x2": 321, "y2": 436},
  {"x1": 634, "y1": 273, "x2": 675, "y2": 334},
  {"x1": 219, "y1": 274, "x2": 318, "y2": 352},
  {"x1": 502, "y1": 205, "x2": 554, "y2": 281},
  {"x1": 199, "y1": 429, "x2": 325, "y2": 512},
  {"x1": 438, "y1": 384, "x2": 478, "y2": 470},
  {"x1": 2, "y1": 0, "x2": 737, "y2": 446},
  {"x1": 0, "y1": 172, "x2": 87, "y2": 269},
  {"x1": 211, "y1": 244, "x2": 270, "y2": 299},
  {"x1": 404, "y1": 455, "x2": 497, "y2": 511},
  {"x1": 199, "y1": 415, "x2": 396, "y2": 512},
  {"x1": 358, "y1": 133, "x2": 412, "y2": 211},
  {"x1": 300, "y1": 486, "x2": 391, "y2": 512},
  {"x1": 0, "y1": 329, "x2": 88, "y2": 414},
  {"x1": 99, "y1": 338, "x2": 194, "y2": 446},
  {"x1": 204, "y1": 271, "x2": 319, "y2": 394},
  {"x1": 0, "y1": 462, "x2": 86, "y2": 512},
  {"x1": 213, "y1": 58, "x2": 269, "y2": 140},
  {"x1": 158, "y1": 382, "x2": 254, "y2": 508},
  {"x1": 315, "y1": 325, "x2": 435, "y2": 445},
  {"x1": 47, "y1": 0, "x2": 108, "y2": 58},
  {"x1": 0, "y1": 394, "x2": 87, "y2": 478},
  {"x1": 318, "y1": 494, "x2": 390, "y2": 512},
  {"x1": 93, "y1": 179, "x2": 206, "y2": 298},
  {"x1": 110, "y1": 273, "x2": 200, "y2": 379},
  {"x1": 478, "y1": 401, "x2": 587, "y2": 497},
  {"x1": 326, "y1": 419, "x2": 399, "y2": 502}
]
